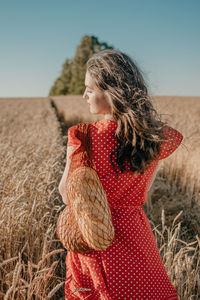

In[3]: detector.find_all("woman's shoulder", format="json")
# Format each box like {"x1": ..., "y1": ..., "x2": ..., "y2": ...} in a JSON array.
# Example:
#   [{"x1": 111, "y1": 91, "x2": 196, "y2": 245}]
[
  {"x1": 90, "y1": 119, "x2": 117, "y2": 133},
  {"x1": 67, "y1": 122, "x2": 91, "y2": 134},
  {"x1": 67, "y1": 122, "x2": 91, "y2": 146},
  {"x1": 66, "y1": 120, "x2": 118, "y2": 148}
]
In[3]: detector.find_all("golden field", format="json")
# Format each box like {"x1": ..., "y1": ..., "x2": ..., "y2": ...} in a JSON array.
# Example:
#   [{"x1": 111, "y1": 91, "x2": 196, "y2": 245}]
[{"x1": 0, "y1": 96, "x2": 200, "y2": 299}]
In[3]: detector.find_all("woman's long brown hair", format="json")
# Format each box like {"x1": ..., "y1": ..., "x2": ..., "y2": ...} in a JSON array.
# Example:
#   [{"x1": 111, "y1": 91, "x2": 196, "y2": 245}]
[{"x1": 87, "y1": 49, "x2": 168, "y2": 178}]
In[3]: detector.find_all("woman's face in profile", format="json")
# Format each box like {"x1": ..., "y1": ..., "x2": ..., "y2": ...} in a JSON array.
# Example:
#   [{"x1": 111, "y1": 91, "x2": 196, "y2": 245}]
[{"x1": 83, "y1": 70, "x2": 111, "y2": 115}]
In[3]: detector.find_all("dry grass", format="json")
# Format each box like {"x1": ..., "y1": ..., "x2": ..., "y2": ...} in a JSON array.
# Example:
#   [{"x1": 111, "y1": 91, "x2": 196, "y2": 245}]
[
  {"x1": 145, "y1": 96, "x2": 200, "y2": 239},
  {"x1": 0, "y1": 96, "x2": 200, "y2": 299},
  {"x1": 152, "y1": 96, "x2": 200, "y2": 200},
  {"x1": 151, "y1": 209, "x2": 200, "y2": 299},
  {"x1": 0, "y1": 98, "x2": 66, "y2": 299},
  {"x1": 50, "y1": 95, "x2": 103, "y2": 126}
]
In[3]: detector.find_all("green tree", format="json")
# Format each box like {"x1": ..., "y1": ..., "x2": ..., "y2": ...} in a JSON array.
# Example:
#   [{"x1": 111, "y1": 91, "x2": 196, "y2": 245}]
[
  {"x1": 49, "y1": 58, "x2": 72, "y2": 96},
  {"x1": 49, "y1": 35, "x2": 114, "y2": 96}
]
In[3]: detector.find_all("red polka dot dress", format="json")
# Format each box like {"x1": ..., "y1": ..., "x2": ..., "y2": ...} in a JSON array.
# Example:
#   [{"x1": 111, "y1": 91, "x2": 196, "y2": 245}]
[{"x1": 64, "y1": 119, "x2": 183, "y2": 300}]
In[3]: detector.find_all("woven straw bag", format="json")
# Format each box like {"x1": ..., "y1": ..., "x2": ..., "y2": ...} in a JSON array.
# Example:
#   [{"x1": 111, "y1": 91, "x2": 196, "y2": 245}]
[{"x1": 57, "y1": 123, "x2": 115, "y2": 253}]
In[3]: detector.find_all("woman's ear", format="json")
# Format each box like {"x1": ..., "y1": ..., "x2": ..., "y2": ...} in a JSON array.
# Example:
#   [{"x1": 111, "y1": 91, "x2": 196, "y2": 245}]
[{"x1": 104, "y1": 92, "x2": 113, "y2": 113}]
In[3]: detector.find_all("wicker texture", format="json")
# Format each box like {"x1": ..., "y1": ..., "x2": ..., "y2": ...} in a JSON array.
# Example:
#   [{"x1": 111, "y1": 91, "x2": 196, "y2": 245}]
[{"x1": 57, "y1": 123, "x2": 115, "y2": 253}]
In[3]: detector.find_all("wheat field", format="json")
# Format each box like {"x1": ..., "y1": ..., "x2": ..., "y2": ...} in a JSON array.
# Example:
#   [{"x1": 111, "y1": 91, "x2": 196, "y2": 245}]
[{"x1": 0, "y1": 96, "x2": 200, "y2": 299}]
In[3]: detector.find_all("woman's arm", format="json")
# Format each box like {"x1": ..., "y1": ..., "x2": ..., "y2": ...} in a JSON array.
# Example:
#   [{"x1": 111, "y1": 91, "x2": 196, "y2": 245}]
[
  {"x1": 148, "y1": 161, "x2": 161, "y2": 191},
  {"x1": 58, "y1": 145, "x2": 74, "y2": 204}
]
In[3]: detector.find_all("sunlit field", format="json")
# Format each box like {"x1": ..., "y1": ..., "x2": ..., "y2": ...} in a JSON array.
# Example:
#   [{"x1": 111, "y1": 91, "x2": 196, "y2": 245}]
[{"x1": 0, "y1": 96, "x2": 199, "y2": 299}]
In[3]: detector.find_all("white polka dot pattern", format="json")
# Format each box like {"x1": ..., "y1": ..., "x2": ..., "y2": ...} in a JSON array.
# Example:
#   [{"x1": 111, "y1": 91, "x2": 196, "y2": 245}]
[{"x1": 64, "y1": 119, "x2": 183, "y2": 300}]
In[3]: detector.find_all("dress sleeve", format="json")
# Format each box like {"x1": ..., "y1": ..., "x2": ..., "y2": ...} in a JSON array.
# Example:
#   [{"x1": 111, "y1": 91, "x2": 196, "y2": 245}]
[
  {"x1": 159, "y1": 126, "x2": 183, "y2": 160},
  {"x1": 67, "y1": 125, "x2": 78, "y2": 146},
  {"x1": 65, "y1": 125, "x2": 81, "y2": 162},
  {"x1": 66, "y1": 123, "x2": 90, "y2": 160}
]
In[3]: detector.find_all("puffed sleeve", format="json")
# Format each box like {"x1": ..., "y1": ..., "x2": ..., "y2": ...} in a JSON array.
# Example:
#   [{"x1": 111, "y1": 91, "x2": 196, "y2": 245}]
[
  {"x1": 67, "y1": 125, "x2": 78, "y2": 146},
  {"x1": 65, "y1": 125, "x2": 81, "y2": 161},
  {"x1": 66, "y1": 123, "x2": 90, "y2": 160},
  {"x1": 159, "y1": 126, "x2": 183, "y2": 160}
]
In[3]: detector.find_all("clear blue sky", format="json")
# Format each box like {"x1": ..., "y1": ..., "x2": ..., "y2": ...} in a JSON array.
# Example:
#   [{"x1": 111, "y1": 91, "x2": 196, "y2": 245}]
[{"x1": 0, "y1": 0, "x2": 199, "y2": 97}]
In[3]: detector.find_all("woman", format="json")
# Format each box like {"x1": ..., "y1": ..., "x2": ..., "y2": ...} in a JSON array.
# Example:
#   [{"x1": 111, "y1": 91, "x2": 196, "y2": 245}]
[{"x1": 59, "y1": 49, "x2": 183, "y2": 299}]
